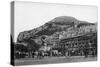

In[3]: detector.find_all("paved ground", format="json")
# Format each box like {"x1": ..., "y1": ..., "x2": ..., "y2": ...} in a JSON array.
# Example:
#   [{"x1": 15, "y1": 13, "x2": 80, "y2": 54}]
[{"x1": 14, "y1": 56, "x2": 97, "y2": 66}]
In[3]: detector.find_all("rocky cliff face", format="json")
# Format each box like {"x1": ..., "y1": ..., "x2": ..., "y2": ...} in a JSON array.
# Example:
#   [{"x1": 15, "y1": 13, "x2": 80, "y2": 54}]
[{"x1": 16, "y1": 16, "x2": 97, "y2": 45}]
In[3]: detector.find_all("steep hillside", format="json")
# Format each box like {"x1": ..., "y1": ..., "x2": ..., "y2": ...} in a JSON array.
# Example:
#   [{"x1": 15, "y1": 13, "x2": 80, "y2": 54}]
[{"x1": 17, "y1": 16, "x2": 97, "y2": 45}]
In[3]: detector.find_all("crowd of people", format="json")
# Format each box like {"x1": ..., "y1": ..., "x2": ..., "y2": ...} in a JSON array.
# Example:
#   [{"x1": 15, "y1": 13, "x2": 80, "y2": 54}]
[{"x1": 14, "y1": 33, "x2": 97, "y2": 59}]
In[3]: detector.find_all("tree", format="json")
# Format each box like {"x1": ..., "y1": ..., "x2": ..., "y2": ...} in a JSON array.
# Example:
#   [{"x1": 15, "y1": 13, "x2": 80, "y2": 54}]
[
  {"x1": 23, "y1": 38, "x2": 40, "y2": 58},
  {"x1": 15, "y1": 44, "x2": 28, "y2": 52}
]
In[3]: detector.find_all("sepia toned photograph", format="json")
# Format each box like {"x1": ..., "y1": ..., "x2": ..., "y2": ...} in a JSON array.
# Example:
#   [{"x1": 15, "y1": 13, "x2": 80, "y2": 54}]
[{"x1": 11, "y1": 1, "x2": 97, "y2": 66}]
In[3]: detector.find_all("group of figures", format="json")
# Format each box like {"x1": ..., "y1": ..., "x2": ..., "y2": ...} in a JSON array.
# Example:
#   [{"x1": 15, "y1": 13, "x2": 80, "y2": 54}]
[{"x1": 14, "y1": 32, "x2": 97, "y2": 59}]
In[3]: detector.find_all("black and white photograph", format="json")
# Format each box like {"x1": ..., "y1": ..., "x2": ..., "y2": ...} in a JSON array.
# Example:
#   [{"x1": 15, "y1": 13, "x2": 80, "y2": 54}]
[{"x1": 11, "y1": 1, "x2": 97, "y2": 66}]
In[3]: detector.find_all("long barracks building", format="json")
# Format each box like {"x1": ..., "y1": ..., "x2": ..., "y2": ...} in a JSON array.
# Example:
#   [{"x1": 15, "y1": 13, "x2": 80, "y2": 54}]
[{"x1": 52, "y1": 32, "x2": 97, "y2": 56}]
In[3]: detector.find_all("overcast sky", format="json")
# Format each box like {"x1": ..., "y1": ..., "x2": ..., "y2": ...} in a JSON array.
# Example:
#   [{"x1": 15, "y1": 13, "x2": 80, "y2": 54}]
[{"x1": 14, "y1": 1, "x2": 97, "y2": 42}]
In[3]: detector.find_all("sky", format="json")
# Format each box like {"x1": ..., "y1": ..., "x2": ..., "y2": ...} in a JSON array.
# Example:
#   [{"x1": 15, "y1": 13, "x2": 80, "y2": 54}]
[{"x1": 14, "y1": 1, "x2": 98, "y2": 42}]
